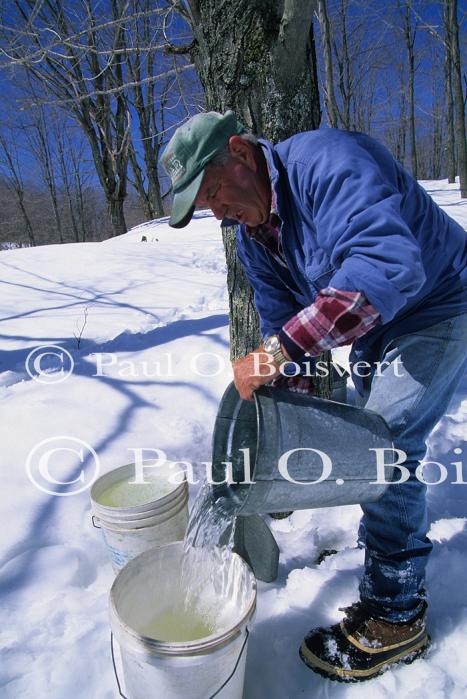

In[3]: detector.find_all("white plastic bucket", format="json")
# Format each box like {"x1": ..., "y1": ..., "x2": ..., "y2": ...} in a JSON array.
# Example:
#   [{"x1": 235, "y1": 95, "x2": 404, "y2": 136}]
[
  {"x1": 110, "y1": 542, "x2": 256, "y2": 699},
  {"x1": 90, "y1": 463, "x2": 189, "y2": 572}
]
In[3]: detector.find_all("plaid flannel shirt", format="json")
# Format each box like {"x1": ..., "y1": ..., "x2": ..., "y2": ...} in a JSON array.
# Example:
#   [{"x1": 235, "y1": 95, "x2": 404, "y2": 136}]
[{"x1": 246, "y1": 212, "x2": 381, "y2": 394}]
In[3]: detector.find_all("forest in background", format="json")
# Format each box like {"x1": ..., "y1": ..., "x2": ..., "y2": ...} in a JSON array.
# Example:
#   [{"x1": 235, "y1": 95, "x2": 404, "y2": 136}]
[{"x1": 0, "y1": 0, "x2": 465, "y2": 248}]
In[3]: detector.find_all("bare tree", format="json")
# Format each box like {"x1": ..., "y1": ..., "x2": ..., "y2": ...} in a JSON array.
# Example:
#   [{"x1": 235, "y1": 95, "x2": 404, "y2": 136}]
[
  {"x1": 314, "y1": 0, "x2": 397, "y2": 137},
  {"x1": 55, "y1": 122, "x2": 84, "y2": 243},
  {"x1": 123, "y1": 0, "x2": 197, "y2": 220},
  {"x1": 445, "y1": 0, "x2": 467, "y2": 196},
  {"x1": 407, "y1": 0, "x2": 466, "y2": 191},
  {"x1": 400, "y1": 0, "x2": 418, "y2": 179},
  {"x1": 67, "y1": 135, "x2": 94, "y2": 242},
  {"x1": 430, "y1": 44, "x2": 444, "y2": 180},
  {"x1": 444, "y1": 0, "x2": 456, "y2": 183},
  {"x1": 0, "y1": 132, "x2": 36, "y2": 246},
  {"x1": 0, "y1": 1, "x2": 202, "y2": 233},
  {"x1": 0, "y1": 1, "x2": 136, "y2": 235},
  {"x1": 397, "y1": 66, "x2": 408, "y2": 167},
  {"x1": 383, "y1": 59, "x2": 408, "y2": 166},
  {"x1": 317, "y1": 0, "x2": 339, "y2": 127},
  {"x1": 24, "y1": 104, "x2": 64, "y2": 243}
]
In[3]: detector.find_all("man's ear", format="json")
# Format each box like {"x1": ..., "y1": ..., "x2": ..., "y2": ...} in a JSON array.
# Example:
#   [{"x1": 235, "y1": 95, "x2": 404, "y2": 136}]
[{"x1": 228, "y1": 135, "x2": 257, "y2": 171}]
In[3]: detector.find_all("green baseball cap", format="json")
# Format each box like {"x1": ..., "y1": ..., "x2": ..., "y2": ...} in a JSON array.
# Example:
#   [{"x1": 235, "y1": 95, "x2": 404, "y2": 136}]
[{"x1": 160, "y1": 110, "x2": 245, "y2": 228}]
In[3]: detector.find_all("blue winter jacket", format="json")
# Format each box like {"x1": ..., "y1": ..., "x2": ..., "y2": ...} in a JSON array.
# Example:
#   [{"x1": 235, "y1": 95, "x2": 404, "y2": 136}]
[{"x1": 235, "y1": 129, "x2": 467, "y2": 387}]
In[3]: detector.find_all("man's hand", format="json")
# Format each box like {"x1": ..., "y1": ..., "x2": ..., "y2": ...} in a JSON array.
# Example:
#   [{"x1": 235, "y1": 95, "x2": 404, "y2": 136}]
[{"x1": 232, "y1": 347, "x2": 281, "y2": 401}]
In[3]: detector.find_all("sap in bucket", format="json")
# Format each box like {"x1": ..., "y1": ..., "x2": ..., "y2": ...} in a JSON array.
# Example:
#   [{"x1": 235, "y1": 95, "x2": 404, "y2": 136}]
[
  {"x1": 110, "y1": 542, "x2": 256, "y2": 699},
  {"x1": 90, "y1": 462, "x2": 188, "y2": 572}
]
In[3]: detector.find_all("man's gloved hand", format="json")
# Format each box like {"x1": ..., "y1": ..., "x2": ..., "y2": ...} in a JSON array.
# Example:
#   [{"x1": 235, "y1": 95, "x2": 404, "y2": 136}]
[{"x1": 232, "y1": 346, "x2": 282, "y2": 401}]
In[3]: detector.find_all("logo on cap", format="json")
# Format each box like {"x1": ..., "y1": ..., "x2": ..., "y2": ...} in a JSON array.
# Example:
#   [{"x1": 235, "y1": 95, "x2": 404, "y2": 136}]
[{"x1": 163, "y1": 152, "x2": 186, "y2": 184}]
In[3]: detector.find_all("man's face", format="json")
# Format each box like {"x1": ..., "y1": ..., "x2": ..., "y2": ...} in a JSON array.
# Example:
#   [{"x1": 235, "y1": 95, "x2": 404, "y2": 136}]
[{"x1": 195, "y1": 140, "x2": 271, "y2": 227}]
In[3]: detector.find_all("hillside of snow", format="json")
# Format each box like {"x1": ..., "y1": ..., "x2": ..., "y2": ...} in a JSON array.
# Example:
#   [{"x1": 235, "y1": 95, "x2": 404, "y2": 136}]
[{"x1": 0, "y1": 179, "x2": 466, "y2": 698}]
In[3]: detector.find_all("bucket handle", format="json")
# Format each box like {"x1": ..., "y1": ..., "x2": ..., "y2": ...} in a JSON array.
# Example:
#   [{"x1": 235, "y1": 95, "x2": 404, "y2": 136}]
[
  {"x1": 110, "y1": 627, "x2": 250, "y2": 699},
  {"x1": 91, "y1": 515, "x2": 101, "y2": 529},
  {"x1": 111, "y1": 632, "x2": 127, "y2": 698},
  {"x1": 208, "y1": 627, "x2": 249, "y2": 699}
]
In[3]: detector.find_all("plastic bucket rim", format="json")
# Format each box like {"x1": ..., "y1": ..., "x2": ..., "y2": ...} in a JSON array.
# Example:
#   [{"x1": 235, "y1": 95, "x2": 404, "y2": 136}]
[
  {"x1": 91, "y1": 463, "x2": 186, "y2": 514},
  {"x1": 90, "y1": 462, "x2": 186, "y2": 516},
  {"x1": 92, "y1": 483, "x2": 187, "y2": 518},
  {"x1": 94, "y1": 491, "x2": 189, "y2": 532},
  {"x1": 91, "y1": 483, "x2": 188, "y2": 523},
  {"x1": 109, "y1": 542, "x2": 257, "y2": 657}
]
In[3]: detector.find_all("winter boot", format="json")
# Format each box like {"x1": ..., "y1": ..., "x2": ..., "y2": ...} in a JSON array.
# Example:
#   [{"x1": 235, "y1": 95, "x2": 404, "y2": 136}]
[{"x1": 299, "y1": 600, "x2": 430, "y2": 682}]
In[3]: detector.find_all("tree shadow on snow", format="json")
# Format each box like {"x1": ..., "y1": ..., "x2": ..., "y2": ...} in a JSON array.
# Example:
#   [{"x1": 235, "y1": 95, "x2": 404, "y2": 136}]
[
  {"x1": 244, "y1": 559, "x2": 364, "y2": 699},
  {"x1": 0, "y1": 273, "x2": 229, "y2": 596}
]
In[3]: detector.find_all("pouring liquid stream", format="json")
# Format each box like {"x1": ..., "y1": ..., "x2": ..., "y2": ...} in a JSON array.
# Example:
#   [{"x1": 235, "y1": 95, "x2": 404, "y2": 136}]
[{"x1": 140, "y1": 482, "x2": 241, "y2": 643}]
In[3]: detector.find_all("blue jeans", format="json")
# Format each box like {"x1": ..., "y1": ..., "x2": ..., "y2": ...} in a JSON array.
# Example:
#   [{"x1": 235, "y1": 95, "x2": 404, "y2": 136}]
[{"x1": 355, "y1": 313, "x2": 467, "y2": 622}]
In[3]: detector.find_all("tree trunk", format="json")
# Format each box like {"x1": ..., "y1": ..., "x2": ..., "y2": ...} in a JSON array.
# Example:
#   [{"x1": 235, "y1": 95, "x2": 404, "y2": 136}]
[
  {"x1": 340, "y1": 0, "x2": 351, "y2": 130},
  {"x1": 56, "y1": 133, "x2": 81, "y2": 243},
  {"x1": 447, "y1": 0, "x2": 467, "y2": 197},
  {"x1": 191, "y1": 1, "x2": 321, "y2": 139},
  {"x1": 69, "y1": 144, "x2": 88, "y2": 242},
  {"x1": 123, "y1": 0, "x2": 167, "y2": 221},
  {"x1": 147, "y1": 152, "x2": 165, "y2": 218},
  {"x1": 18, "y1": 192, "x2": 36, "y2": 246},
  {"x1": 128, "y1": 141, "x2": 165, "y2": 221},
  {"x1": 26, "y1": 104, "x2": 65, "y2": 243},
  {"x1": 189, "y1": 0, "x2": 333, "y2": 398},
  {"x1": 129, "y1": 143, "x2": 154, "y2": 220},
  {"x1": 403, "y1": 1, "x2": 418, "y2": 179},
  {"x1": 444, "y1": 0, "x2": 456, "y2": 183},
  {"x1": 317, "y1": 0, "x2": 339, "y2": 128},
  {"x1": 222, "y1": 227, "x2": 262, "y2": 357},
  {"x1": 49, "y1": 191, "x2": 64, "y2": 244},
  {"x1": 396, "y1": 64, "x2": 407, "y2": 166},
  {"x1": 444, "y1": 65, "x2": 456, "y2": 184},
  {"x1": 0, "y1": 133, "x2": 36, "y2": 246},
  {"x1": 108, "y1": 196, "x2": 127, "y2": 237},
  {"x1": 5, "y1": 0, "x2": 132, "y2": 238}
]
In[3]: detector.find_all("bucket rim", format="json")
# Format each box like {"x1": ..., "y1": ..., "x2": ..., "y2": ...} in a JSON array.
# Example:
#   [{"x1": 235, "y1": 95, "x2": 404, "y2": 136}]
[
  {"x1": 91, "y1": 483, "x2": 188, "y2": 524},
  {"x1": 109, "y1": 542, "x2": 257, "y2": 657},
  {"x1": 93, "y1": 490, "x2": 189, "y2": 532},
  {"x1": 210, "y1": 381, "x2": 262, "y2": 512},
  {"x1": 90, "y1": 462, "x2": 186, "y2": 515}
]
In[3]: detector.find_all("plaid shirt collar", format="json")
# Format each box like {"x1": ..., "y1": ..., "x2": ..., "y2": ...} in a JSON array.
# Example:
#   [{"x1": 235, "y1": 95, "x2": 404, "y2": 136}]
[{"x1": 245, "y1": 169, "x2": 288, "y2": 267}]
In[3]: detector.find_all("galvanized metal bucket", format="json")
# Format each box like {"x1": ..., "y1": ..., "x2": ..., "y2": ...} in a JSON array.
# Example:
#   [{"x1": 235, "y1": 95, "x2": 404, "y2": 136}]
[{"x1": 211, "y1": 382, "x2": 394, "y2": 516}]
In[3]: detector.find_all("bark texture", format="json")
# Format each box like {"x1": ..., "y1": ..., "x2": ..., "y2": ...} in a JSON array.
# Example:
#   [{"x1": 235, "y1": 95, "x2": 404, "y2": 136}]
[
  {"x1": 188, "y1": 0, "x2": 332, "y2": 397},
  {"x1": 317, "y1": 0, "x2": 339, "y2": 128},
  {"x1": 190, "y1": 0, "x2": 321, "y2": 142},
  {"x1": 446, "y1": 0, "x2": 467, "y2": 197},
  {"x1": 402, "y1": 1, "x2": 418, "y2": 180}
]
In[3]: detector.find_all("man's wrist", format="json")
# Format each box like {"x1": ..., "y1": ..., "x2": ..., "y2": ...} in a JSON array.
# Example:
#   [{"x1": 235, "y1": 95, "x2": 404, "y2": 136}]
[
  {"x1": 263, "y1": 335, "x2": 297, "y2": 376},
  {"x1": 278, "y1": 328, "x2": 307, "y2": 363},
  {"x1": 263, "y1": 335, "x2": 285, "y2": 365},
  {"x1": 258, "y1": 345, "x2": 290, "y2": 363}
]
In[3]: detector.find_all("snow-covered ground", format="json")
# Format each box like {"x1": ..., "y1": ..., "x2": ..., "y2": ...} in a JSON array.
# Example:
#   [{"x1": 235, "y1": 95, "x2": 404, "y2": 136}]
[{"x1": 0, "y1": 179, "x2": 465, "y2": 698}]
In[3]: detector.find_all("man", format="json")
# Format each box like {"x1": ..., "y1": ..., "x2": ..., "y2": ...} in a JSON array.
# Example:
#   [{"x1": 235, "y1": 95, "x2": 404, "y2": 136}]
[{"x1": 160, "y1": 111, "x2": 467, "y2": 682}]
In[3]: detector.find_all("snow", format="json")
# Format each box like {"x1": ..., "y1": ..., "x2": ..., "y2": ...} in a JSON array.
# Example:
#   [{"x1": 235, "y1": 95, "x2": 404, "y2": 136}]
[{"x1": 0, "y1": 181, "x2": 466, "y2": 698}]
